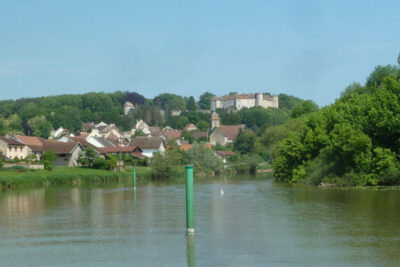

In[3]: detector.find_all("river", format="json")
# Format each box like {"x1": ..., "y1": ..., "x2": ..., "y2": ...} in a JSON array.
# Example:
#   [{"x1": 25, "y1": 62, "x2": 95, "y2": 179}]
[{"x1": 0, "y1": 178, "x2": 399, "y2": 266}]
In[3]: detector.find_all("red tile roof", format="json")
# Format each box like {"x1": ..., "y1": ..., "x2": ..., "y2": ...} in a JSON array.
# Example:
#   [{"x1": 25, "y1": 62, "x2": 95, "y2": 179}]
[
  {"x1": 15, "y1": 135, "x2": 81, "y2": 154},
  {"x1": 180, "y1": 143, "x2": 212, "y2": 151},
  {"x1": 218, "y1": 125, "x2": 245, "y2": 141},
  {"x1": 0, "y1": 136, "x2": 25, "y2": 146},
  {"x1": 162, "y1": 130, "x2": 182, "y2": 139},
  {"x1": 183, "y1": 124, "x2": 197, "y2": 132},
  {"x1": 15, "y1": 135, "x2": 44, "y2": 152},
  {"x1": 98, "y1": 146, "x2": 140, "y2": 154}
]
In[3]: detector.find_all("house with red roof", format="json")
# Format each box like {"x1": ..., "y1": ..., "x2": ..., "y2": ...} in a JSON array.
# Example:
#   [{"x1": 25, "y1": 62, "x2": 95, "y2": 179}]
[{"x1": 209, "y1": 125, "x2": 245, "y2": 146}]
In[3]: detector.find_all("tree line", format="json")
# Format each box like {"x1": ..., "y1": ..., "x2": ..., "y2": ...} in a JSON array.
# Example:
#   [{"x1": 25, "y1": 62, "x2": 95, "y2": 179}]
[{"x1": 272, "y1": 61, "x2": 400, "y2": 186}]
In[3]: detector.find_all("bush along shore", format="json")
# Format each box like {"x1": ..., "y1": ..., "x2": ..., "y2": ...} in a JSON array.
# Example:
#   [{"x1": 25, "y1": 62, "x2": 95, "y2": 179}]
[{"x1": 0, "y1": 166, "x2": 153, "y2": 190}]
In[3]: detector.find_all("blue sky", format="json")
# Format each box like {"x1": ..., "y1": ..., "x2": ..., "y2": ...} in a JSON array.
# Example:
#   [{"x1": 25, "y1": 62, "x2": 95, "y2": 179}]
[{"x1": 0, "y1": 0, "x2": 399, "y2": 106}]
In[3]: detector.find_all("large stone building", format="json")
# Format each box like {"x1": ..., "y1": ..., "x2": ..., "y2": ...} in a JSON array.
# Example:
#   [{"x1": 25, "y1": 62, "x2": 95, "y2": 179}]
[{"x1": 211, "y1": 93, "x2": 278, "y2": 111}]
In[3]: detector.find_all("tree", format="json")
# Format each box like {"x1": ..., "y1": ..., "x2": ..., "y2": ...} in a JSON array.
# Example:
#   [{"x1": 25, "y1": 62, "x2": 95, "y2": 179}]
[
  {"x1": 42, "y1": 150, "x2": 57, "y2": 171},
  {"x1": 42, "y1": 150, "x2": 57, "y2": 163},
  {"x1": 28, "y1": 115, "x2": 52, "y2": 138},
  {"x1": 122, "y1": 92, "x2": 146, "y2": 105},
  {"x1": 196, "y1": 120, "x2": 209, "y2": 131},
  {"x1": 78, "y1": 147, "x2": 97, "y2": 167},
  {"x1": 175, "y1": 116, "x2": 190, "y2": 130},
  {"x1": 290, "y1": 100, "x2": 319, "y2": 118},
  {"x1": 340, "y1": 82, "x2": 365, "y2": 98},
  {"x1": 187, "y1": 96, "x2": 197, "y2": 111},
  {"x1": 182, "y1": 131, "x2": 195, "y2": 144},
  {"x1": 186, "y1": 144, "x2": 224, "y2": 174},
  {"x1": 398, "y1": 52, "x2": 400, "y2": 66},
  {"x1": 153, "y1": 93, "x2": 186, "y2": 111},
  {"x1": 198, "y1": 92, "x2": 215, "y2": 110},
  {"x1": 233, "y1": 130, "x2": 257, "y2": 154}
]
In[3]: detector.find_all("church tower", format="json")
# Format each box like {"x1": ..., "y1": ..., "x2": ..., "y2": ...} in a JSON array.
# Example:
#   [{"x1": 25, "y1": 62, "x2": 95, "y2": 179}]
[{"x1": 211, "y1": 112, "x2": 220, "y2": 130}]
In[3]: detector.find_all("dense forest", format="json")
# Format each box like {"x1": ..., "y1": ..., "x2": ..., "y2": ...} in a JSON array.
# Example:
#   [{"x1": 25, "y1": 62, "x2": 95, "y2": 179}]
[
  {"x1": 271, "y1": 61, "x2": 400, "y2": 186},
  {"x1": 0, "y1": 90, "x2": 309, "y2": 139}
]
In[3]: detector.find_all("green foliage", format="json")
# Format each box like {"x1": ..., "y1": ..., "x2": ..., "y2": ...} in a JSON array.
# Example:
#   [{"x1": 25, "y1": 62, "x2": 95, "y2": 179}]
[
  {"x1": 340, "y1": 82, "x2": 366, "y2": 98},
  {"x1": 150, "y1": 147, "x2": 185, "y2": 179},
  {"x1": 278, "y1": 94, "x2": 305, "y2": 111},
  {"x1": 196, "y1": 120, "x2": 209, "y2": 131},
  {"x1": 44, "y1": 160, "x2": 53, "y2": 171},
  {"x1": 290, "y1": 100, "x2": 319, "y2": 118},
  {"x1": 175, "y1": 116, "x2": 190, "y2": 129},
  {"x1": 186, "y1": 144, "x2": 224, "y2": 174},
  {"x1": 28, "y1": 115, "x2": 52, "y2": 138},
  {"x1": 153, "y1": 93, "x2": 186, "y2": 111},
  {"x1": 93, "y1": 158, "x2": 112, "y2": 170},
  {"x1": 133, "y1": 129, "x2": 146, "y2": 137},
  {"x1": 187, "y1": 96, "x2": 197, "y2": 110},
  {"x1": 233, "y1": 130, "x2": 256, "y2": 154},
  {"x1": 0, "y1": 159, "x2": 3, "y2": 169},
  {"x1": 182, "y1": 131, "x2": 195, "y2": 144},
  {"x1": 198, "y1": 92, "x2": 215, "y2": 110},
  {"x1": 78, "y1": 147, "x2": 97, "y2": 167},
  {"x1": 42, "y1": 150, "x2": 57, "y2": 163},
  {"x1": 273, "y1": 62, "x2": 400, "y2": 185},
  {"x1": 232, "y1": 154, "x2": 262, "y2": 175}
]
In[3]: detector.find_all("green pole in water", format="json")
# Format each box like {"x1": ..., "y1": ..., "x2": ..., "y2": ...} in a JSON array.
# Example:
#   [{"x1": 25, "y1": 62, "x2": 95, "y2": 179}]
[
  {"x1": 186, "y1": 165, "x2": 194, "y2": 236},
  {"x1": 133, "y1": 167, "x2": 137, "y2": 191}
]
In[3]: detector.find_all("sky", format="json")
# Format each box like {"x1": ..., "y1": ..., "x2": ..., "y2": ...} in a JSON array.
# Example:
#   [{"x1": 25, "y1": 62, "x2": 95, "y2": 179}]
[{"x1": 0, "y1": 0, "x2": 399, "y2": 106}]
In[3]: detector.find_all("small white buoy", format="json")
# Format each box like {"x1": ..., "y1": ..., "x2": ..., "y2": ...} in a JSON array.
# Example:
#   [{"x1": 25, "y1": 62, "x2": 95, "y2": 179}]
[{"x1": 220, "y1": 188, "x2": 224, "y2": 197}]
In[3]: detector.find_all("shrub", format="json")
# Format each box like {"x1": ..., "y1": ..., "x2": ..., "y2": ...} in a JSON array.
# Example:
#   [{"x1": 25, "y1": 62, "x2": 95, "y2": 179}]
[{"x1": 44, "y1": 160, "x2": 53, "y2": 171}]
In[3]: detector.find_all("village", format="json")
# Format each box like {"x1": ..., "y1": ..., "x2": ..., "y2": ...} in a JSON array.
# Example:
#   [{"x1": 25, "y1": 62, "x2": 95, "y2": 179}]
[{"x1": 0, "y1": 92, "x2": 279, "y2": 168}]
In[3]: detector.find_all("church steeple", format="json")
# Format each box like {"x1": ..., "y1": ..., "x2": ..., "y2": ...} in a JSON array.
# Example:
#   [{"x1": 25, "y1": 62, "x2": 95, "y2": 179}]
[{"x1": 211, "y1": 112, "x2": 220, "y2": 130}]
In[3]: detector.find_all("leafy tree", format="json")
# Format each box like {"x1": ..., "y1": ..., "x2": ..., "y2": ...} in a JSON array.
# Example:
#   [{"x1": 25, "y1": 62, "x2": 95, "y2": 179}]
[
  {"x1": 42, "y1": 150, "x2": 57, "y2": 171},
  {"x1": 398, "y1": 52, "x2": 400, "y2": 66},
  {"x1": 78, "y1": 147, "x2": 97, "y2": 167},
  {"x1": 340, "y1": 82, "x2": 365, "y2": 98},
  {"x1": 28, "y1": 116, "x2": 52, "y2": 138},
  {"x1": 175, "y1": 116, "x2": 190, "y2": 130},
  {"x1": 42, "y1": 150, "x2": 57, "y2": 163},
  {"x1": 273, "y1": 61, "x2": 400, "y2": 185},
  {"x1": 290, "y1": 100, "x2": 319, "y2": 118},
  {"x1": 198, "y1": 92, "x2": 215, "y2": 110},
  {"x1": 233, "y1": 130, "x2": 257, "y2": 154},
  {"x1": 187, "y1": 96, "x2": 197, "y2": 110},
  {"x1": 366, "y1": 65, "x2": 400, "y2": 89},
  {"x1": 151, "y1": 148, "x2": 185, "y2": 179},
  {"x1": 186, "y1": 144, "x2": 224, "y2": 174},
  {"x1": 182, "y1": 131, "x2": 195, "y2": 144},
  {"x1": 122, "y1": 91, "x2": 146, "y2": 105},
  {"x1": 196, "y1": 120, "x2": 209, "y2": 131},
  {"x1": 153, "y1": 93, "x2": 186, "y2": 111}
]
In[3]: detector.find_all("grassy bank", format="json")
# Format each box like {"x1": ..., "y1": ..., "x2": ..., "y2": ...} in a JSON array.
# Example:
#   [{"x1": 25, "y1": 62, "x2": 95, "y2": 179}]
[{"x1": 0, "y1": 166, "x2": 152, "y2": 190}]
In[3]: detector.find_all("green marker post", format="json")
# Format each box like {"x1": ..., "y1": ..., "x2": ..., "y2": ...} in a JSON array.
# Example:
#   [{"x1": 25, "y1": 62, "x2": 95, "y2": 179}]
[
  {"x1": 133, "y1": 167, "x2": 136, "y2": 191},
  {"x1": 186, "y1": 165, "x2": 194, "y2": 236}
]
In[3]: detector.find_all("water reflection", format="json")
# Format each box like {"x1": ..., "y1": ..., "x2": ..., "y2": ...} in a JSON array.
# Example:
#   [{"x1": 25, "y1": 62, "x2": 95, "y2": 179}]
[
  {"x1": 186, "y1": 236, "x2": 195, "y2": 267},
  {"x1": 0, "y1": 180, "x2": 399, "y2": 266}
]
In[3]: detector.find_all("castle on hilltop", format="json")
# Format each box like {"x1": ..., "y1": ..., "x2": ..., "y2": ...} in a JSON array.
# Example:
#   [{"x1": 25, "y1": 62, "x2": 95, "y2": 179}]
[{"x1": 210, "y1": 93, "x2": 279, "y2": 111}]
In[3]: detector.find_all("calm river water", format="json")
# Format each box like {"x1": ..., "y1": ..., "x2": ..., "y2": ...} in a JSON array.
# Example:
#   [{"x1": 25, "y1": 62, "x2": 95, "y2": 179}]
[{"x1": 0, "y1": 178, "x2": 399, "y2": 266}]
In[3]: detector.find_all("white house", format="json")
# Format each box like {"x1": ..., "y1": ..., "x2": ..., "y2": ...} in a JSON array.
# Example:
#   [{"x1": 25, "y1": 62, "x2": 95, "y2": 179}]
[{"x1": 129, "y1": 136, "x2": 165, "y2": 158}]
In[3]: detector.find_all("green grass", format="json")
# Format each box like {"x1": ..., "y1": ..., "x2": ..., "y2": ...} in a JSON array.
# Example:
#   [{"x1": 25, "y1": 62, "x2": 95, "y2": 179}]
[{"x1": 0, "y1": 166, "x2": 153, "y2": 190}]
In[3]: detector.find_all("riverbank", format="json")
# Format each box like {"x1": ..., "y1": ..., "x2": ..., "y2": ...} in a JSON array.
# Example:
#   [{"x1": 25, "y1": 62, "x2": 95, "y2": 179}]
[{"x1": 0, "y1": 166, "x2": 153, "y2": 190}]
